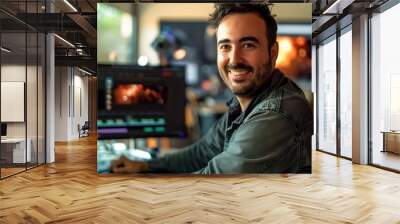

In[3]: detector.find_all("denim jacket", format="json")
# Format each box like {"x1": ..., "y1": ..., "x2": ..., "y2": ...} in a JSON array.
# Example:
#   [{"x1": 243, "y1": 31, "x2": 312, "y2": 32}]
[{"x1": 147, "y1": 69, "x2": 313, "y2": 174}]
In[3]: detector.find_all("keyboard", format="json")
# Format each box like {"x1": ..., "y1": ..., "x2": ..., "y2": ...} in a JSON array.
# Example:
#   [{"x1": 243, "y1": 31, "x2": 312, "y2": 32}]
[{"x1": 97, "y1": 145, "x2": 153, "y2": 174}]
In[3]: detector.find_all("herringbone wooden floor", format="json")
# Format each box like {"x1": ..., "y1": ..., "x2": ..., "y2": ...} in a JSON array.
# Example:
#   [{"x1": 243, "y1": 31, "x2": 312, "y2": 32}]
[{"x1": 1, "y1": 136, "x2": 400, "y2": 223}]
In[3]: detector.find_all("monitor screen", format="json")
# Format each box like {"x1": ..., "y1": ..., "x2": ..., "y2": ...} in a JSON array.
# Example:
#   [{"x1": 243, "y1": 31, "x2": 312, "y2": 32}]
[
  {"x1": 97, "y1": 65, "x2": 186, "y2": 139},
  {"x1": 1, "y1": 123, "x2": 7, "y2": 137}
]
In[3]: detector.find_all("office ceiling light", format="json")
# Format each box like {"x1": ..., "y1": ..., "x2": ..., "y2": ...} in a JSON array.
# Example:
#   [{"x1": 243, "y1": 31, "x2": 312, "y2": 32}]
[
  {"x1": 78, "y1": 67, "x2": 92, "y2": 76},
  {"x1": 63, "y1": 0, "x2": 78, "y2": 12},
  {"x1": 1, "y1": 47, "x2": 11, "y2": 53},
  {"x1": 54, "y1": 34, "x2": 75, "y2": 48}
]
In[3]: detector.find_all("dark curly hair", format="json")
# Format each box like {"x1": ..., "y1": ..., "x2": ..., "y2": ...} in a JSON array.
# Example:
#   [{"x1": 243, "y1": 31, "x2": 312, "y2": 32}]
[{"x1": 209, "y1": 3, "x2": 277, "y2": 49}]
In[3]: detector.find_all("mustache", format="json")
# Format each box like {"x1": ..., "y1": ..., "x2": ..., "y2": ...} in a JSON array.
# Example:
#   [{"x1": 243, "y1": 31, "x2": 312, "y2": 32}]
[{"x1": 224, "y1": 63, "x2": 253, "y2": 73}]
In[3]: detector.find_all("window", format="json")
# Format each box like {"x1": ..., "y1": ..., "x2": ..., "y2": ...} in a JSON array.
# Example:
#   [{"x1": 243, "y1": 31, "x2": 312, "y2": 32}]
[
  {"x1": 370, "y1": 2, "x2": 400, "y2": 171},
  {"x1": 317, "y1": 36, "x2": 337, "y2": 154},
  {"x1": 339, "y1": 28, "x2": 352, "y2": 158}
]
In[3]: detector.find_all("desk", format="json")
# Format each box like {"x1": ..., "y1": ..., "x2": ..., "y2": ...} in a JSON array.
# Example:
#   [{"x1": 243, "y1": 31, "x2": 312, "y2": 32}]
[
  {"x1": 1, "y1": 138, "x2": 31, "y2": 163},
  {"x1": 382, "y1": 131, "x2": 400, "y2": 154}
]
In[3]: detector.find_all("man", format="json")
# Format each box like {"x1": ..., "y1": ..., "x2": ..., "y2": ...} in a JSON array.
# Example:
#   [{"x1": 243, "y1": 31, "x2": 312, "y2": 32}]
[{"x1": 111, "y1": 3, "x2": 313, "y2": 174}]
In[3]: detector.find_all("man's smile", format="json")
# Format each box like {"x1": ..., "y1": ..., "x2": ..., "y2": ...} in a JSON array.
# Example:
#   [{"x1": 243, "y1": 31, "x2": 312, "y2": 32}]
[{"x1": 229, "y1": 69, "x2": 253, "y2": 82}]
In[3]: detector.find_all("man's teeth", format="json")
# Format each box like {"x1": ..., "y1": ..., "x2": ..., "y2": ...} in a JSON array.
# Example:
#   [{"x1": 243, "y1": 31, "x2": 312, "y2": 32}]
[{"x1": 229, "y1": 70, "x2": 250, "y2": 75}]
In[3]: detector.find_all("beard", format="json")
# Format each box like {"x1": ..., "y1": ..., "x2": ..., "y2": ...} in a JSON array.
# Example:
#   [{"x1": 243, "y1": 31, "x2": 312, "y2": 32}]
[{"x1": 220, "y1": 60, "x2": 273, "y2": 97}]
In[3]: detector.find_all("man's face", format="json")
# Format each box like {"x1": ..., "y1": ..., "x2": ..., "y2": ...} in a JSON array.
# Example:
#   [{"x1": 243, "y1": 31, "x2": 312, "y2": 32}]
[{"x1": 216, "y1": 13, "x2": 278, "y2": 97}]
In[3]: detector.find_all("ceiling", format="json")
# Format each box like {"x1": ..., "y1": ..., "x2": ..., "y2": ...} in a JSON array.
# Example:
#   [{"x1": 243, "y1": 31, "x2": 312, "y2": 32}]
[
  {"x1": 0, "y1": 0, "x2": 98, "y2": 72},
  {"x1": 311, "y1": 0, "x2": 390, "y2": 44}
]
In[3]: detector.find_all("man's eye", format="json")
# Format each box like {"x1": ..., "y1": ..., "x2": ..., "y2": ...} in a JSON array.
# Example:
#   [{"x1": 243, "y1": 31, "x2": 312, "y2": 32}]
[
  {"x1": 219, "y1": 45, "x2": 231, "y2": 51},
  {"x1": 243, "y1": 43, "x2": 256, "y2": 49}
]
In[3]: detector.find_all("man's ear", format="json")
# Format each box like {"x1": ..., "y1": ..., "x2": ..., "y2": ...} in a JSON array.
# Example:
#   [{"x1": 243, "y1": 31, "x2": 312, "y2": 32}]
[{"x1": 270, "y1": 41, "x2": 279, "y2": 68}]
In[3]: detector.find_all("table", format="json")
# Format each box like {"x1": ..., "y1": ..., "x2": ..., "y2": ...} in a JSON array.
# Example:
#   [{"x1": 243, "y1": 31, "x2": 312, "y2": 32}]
[
  {"x1": 1, "y1": 138, "x2": 31, "y2": 163},
  {"x1": 381, "y1": 131, "x2": 400, "y2": 154}
]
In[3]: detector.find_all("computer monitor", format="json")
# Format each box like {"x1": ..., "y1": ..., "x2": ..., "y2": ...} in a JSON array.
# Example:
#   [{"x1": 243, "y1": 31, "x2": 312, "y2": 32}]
[
  {"x1": 97, "y1": 65, "x2": 187, "y2": 139},
  {"x1": 1, "y1": 123, "x2": 7, "y2": 137}
]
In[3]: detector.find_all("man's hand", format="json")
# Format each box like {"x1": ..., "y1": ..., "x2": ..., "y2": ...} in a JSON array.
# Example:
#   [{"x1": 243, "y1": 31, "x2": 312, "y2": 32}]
[{"x1": 110, "y1": 156, "x2": 149, "y2": 173}]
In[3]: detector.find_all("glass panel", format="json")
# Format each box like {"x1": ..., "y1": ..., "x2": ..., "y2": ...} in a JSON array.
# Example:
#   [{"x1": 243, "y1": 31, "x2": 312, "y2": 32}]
[
  {"x1": 27, "y1": 30, "x2": 38, "y2": 169},
  {"x1": 38, "y1": 32, "x2": 45, "y2": 165},
  {"x1": 339, "y1": 29, "x2": 352, "y2": 158},
  {"x1": 1, "y1": 31, "x2": 27, "y2": 177},
  {"x1": 1, "y1": 1, "x2": 28, "y2": 177},
  {"x1": 371, "y1": 4, "x2": 400, "y2": 171},
  {"x1": 27, "y1": 0, "x2": 39, "y2": 169},
  {"x1": 317, "y1": 36, "x2": 337, "y2": 154},
  {"x1": 312, "y1": 45, "x2": 317, "y2": 151},
  {"x1": 0, "y1": 1, "x2": 46, "y2": 178}
]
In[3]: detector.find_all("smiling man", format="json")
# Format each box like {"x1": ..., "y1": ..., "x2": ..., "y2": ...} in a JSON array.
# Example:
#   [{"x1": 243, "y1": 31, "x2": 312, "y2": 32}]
[{"x1": 111, "y1": 3, "x2": 313, "y2": 174}]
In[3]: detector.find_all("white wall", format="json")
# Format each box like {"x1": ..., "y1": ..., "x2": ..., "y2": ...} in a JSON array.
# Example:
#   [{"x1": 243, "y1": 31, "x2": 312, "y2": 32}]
[
  {"x1": 54, "y1": 67, "x2": 89, "y2": 141},
  {"x1": 1, "y1": 65, "x2": 26, "y2": 81},
  {"x1": 55, "y1": 66, "x2": 69, "y2": 141},
  {"x1": 72, "y1": 72, "x2": 89, "y2": 138}
]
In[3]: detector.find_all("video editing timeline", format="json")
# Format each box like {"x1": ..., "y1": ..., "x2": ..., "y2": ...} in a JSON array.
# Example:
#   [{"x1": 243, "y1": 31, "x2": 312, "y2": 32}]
[{"x1": 98, "y1": 65, "x2": 186, "y2": 139}]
